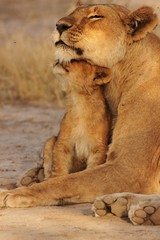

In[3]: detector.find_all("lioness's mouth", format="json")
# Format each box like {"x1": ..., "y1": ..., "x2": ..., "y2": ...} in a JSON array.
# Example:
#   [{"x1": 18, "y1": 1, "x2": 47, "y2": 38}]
[{"x1": 55, "y1": 40, "x2": 83, "y2": 56}]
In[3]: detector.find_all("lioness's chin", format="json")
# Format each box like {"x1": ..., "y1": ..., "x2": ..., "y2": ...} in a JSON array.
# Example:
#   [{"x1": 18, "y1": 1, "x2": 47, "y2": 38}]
[
  {"x1": 55, "y1": 47, "x2": 82, "y2": 64},
  {"x1": 54, "y1": 40, "x2": 84, "y2": 65}
]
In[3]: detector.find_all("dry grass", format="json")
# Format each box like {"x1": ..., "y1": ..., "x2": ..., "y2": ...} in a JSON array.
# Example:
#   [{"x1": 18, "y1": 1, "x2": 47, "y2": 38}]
[
  {"x1": 0, "y1": 30, "x2": 62, "y2": 106},
  {"x1": 0, "y1": 0, "x2": 159, "y2": 106}
]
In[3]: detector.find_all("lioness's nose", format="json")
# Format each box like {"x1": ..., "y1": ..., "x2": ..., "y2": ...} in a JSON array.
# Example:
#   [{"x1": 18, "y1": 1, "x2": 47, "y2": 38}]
[{"x1": 56, "y1": 22, "x2": 72, "y2": 35}]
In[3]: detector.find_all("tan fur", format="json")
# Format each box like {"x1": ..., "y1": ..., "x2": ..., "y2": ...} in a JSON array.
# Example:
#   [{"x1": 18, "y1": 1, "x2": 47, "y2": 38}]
[
  {"x1": 0, "y1": 4, "x2": 160, "y2": 208},
  {"x1": 43, "y1": 60, "x2": 111, "y2": 179}
]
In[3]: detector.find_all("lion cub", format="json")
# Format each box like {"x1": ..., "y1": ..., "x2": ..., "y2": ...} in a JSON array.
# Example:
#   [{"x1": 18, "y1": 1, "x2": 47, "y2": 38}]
[{"x1": 44, "y1": 60, "x2": 111, "y2": 178}]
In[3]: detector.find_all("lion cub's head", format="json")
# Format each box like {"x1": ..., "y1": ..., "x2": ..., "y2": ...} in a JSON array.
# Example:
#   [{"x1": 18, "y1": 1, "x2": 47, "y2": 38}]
[{"x1": 54, "y1": 60, "x2": 111, "y2": 92}]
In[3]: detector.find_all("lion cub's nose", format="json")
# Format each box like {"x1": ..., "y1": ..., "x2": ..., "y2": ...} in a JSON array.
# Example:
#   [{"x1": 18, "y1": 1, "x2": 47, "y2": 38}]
[{"x1": 56, "y1": 23, "x2": 72, "y2": 35}]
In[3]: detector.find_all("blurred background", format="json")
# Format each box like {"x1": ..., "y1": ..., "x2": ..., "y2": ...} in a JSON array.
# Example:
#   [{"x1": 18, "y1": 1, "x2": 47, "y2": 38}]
[{"x1": 0, "y1": 0, "x2": 159, "y2": 106}]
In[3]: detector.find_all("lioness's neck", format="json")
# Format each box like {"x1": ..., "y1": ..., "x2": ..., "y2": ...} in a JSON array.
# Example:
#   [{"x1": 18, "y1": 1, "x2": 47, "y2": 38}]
[{"x1": 105, "y1": 33, "x2": 160, "y2": 116}]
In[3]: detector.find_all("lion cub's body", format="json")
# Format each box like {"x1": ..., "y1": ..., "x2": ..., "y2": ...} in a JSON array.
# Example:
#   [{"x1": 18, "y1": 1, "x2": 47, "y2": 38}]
[{"x1": 44, "y1": 60, "x2": 111, "y2": 178}]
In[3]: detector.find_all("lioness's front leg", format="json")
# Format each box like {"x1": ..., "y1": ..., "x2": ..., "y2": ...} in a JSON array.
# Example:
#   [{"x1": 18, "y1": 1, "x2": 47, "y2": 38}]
[{"x1": 0, "y1": 162, "x2": 139, "y2": 208}]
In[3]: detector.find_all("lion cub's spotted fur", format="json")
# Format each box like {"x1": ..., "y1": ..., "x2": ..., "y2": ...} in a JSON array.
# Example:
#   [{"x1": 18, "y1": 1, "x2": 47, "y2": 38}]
[{"x1": 44, "y1": 60, "x2": 111, "y2": 178}]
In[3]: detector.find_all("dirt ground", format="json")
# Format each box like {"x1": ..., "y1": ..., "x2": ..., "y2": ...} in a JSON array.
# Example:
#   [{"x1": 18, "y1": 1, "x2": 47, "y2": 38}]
[{"x1": 0, "y1": 105, "x2": 160, "y2": 240}]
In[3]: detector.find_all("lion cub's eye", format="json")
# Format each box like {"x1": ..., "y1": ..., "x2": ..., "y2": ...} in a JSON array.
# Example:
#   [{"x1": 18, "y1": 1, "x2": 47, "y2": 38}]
[{"x1": 89, "y1": 15, "x2": 104, "y2": 19}]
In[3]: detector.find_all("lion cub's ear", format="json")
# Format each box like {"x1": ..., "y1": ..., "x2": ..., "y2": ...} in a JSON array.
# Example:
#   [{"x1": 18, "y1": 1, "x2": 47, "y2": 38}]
[
  {"x1": 124, "y1": 7, "x2": 158, "y2": 44},
  {"x1": 93, "y1": 67, "x2": 112, "y2": 86}
]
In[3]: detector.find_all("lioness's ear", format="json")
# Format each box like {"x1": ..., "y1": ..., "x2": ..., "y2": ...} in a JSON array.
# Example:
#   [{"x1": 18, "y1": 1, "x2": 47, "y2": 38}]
[
  {"x1": 124, "y1": 7, "x2": 158, "y2": 44},
  {"x1": 93, "y1": 67, "x2": 112, "y2": 86},
  {"x1": 75, "y1": 0, "x2": 82, "y2": 7},
  {"x1": 67, "y1": 0, "x2": 83, "y2": 14}
]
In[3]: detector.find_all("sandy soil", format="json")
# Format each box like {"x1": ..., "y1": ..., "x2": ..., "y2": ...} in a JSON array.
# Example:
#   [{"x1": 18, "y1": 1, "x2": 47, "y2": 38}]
[{"x1": 0, "y1": 105, "x2": 160, "y2": 240}]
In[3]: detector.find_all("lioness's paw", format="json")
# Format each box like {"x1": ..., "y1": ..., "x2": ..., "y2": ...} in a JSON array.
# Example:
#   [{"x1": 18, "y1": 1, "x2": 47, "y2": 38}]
[
  {"x1": 93, "y1": 193, "x2": 160, "y2": 225},
  {"x1": 0, "y1": 191, "x2": 19, "y2": 208},
  {"x1": 92, "y1": 198, "x2": 108, "y2": 216},
  {"x1": 0, "y1": 189, "x2": 35, "y2": 208},
  {"x1": 19, "y1": 166, "x2": 44, "y2": 187},
  {"x1": 0, "y1": 191, "x2": 9, "y2": 208},
  {"x1": 92, "y1": 192, "x2": 151, "y2": 218},
  {"x1": 93, "y1": 193, "x2": 129, "y2": 217},
  {"x1": 129, "y1": 201, "x2": 160, "y2": 225}
]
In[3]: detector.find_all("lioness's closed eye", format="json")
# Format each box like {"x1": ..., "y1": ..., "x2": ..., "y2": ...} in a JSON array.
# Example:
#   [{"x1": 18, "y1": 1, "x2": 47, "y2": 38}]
[{"x1": 43, "y1": 60, "x2": 112, "y2": 179}]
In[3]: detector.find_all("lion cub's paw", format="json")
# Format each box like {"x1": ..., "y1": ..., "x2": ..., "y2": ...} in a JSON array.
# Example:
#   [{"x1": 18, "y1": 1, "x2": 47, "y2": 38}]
[{"x1": 18, "y1": 165, "x2": 44, "y2": 187}]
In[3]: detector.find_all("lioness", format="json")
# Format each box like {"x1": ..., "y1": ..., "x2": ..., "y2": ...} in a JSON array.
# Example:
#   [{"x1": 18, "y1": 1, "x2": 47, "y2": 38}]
[
  {"x1": 43, "y1": 60, "x2": 111, "y2": 179},
  {"x1": 0, "y1": 3, "x2": 160, "y2": 226}
]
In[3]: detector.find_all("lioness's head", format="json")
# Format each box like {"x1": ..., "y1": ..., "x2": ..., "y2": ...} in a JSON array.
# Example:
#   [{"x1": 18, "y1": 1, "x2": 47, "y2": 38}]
[
  {"x1": 53, "y1": 3, "x2": 158, "y2": 67},
  {"x1": 54, "y1": 59, "x2": 111, "y2": 91}
]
